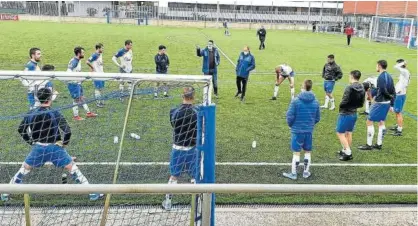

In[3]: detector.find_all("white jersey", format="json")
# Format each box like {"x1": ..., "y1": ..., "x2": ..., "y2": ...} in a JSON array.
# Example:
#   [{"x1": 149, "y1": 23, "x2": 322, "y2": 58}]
[
  {"x1": 67, "y1": 57, "x2": 82, "y2": 83},
  {"x1": 88, "y1": 52, "x2": 103, "y2": 72},
  {"x1": 279, "y1": 64, "x2": 293, "y2": 76},
  {"x1": 394, "y1": 63, "x2": 410, "y2": 95},
  {"x1": 23, "y1": 60, "x2": 49, "y2": 92},
  {"x1": 115, "y1": 48, "x2": 133, "y2": 73},
  {"x1": 363, "y1": 76, "x2": 377, "y2": 88}
]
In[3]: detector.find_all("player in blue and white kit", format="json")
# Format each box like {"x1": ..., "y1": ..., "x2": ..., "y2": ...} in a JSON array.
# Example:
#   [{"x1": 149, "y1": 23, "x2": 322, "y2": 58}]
[
  {"x1": 358, "y1": 60, "x2": 396, "y2": 150},
  {"x1": 271, "y1": 63, "x2": 295, "y2": 100},
  {"x1": 389, "y1": 59, "x2": 410, "y2": 136},
  {"x1": 162, "y1": 87, "x2": 199, "y2": 210},
  {"x1": 112, "y1": 40, "x2": 133, "y2": 100},
  {"x1": 67, "y1": 47, "x2": 97, "y2": 121},
  {"x1": 23, "y1": 48, "x2": 45, "y2": 109},
  {"x1": 1, "y1": 88, "x2": 103, "y2": 201},
  {"x1": 87, "y1": 43, "x2": 105, "y2": 108}
]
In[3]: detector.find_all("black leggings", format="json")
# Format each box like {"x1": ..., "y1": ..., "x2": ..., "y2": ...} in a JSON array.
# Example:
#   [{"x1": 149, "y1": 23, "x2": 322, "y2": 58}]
[
  {"x1": 259, "y1": 37, "x2": 266, "y2": 49},
  {"x1": 236, "y1": 77, "x2": 248, "y2": 97},
  {"x1": 347, "y1": 35, "x2": 351, "y2": 46}
]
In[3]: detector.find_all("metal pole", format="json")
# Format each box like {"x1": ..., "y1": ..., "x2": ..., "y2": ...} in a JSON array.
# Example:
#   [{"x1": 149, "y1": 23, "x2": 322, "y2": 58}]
[
  {"x1": 202, "y1": 193, "x2": 213, "y2": 226},
  {"x1": 270, "y1": 1, "x2": 273, "y2": 29},
  {"x1": 99, "y1": 81, "x2": 138, "y2": 226},
  {"x1": 307, "y1": 1, "x2": 310, "y2": 31},
  {"x1": 58, "y1": 1, "x2": 61, "y2": 22},
  {"x1": 249, "y1": 1, "x2": 252, "y2": 30},
  {"x1": 368, "y1": 16, "x2": 374, "y2": 42},
  {"x1": 354, "y1": 0, "x2": 358, "y2": 30},
  {"x1": 37, "y1": 1, "x2": 40, "y2": 16},
  {"x1": 24, "y1": 194, "x2": 31, "y2": 226},
  {"x1": 404, "y1": 1, "x2": 408, "y2": 18},
  {"x1": 216, "y1": 1, "x2": 220, "y2": 28},
  {"x1": 407, "y1": 19, "x2": 414, "y2": 49},
  {"x1": 319, "y1": 1, "x2": 323, "y2": 32}
]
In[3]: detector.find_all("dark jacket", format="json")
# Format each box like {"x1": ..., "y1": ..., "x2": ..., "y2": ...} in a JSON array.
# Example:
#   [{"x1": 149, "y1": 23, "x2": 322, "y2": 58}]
[
  {"x1": 286, "y1": 91, "x2": 321, "y2": 134},
  {"x1": 236, "y1": 52, "x2": 256, "y2": 78},
  {"x1": 375, "y1": 71, "x2": 396, "y2": 105},
  {"x1": 197, "y1": 47, "x2": 220, "y2": 74},
  {"x1": 18, "y1": 107, "x2": 72, "y2": 145},
  {"x1": 339, "y1": 82, "x2": 365, "y2": 114},
  {"x1": 155, "y1": 53, "x2": 170, "y2": 74},
  {"x1": 322, "y1": 62, "x2": 343, "y2": 81},
  {"x1": 170, "y1": 104, "x2": 198, "y2": 147},
  {"x1": 257, "y1": 28, "x2": 267, "y2": 39}
]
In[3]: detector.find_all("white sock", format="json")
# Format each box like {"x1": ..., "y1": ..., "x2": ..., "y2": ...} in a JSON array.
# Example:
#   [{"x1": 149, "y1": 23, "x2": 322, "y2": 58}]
[
  {"x1": 82, "y1": 104, "x2": 90, "y2": 113},
  {"x1": 367, "y1": 125, "x2": 375, "y2": 146},
  {"x1": 119, "y1": 83, "x2": 124, "y2": 92},
  {"x1": 94, "y1": 90, "x2": 101, "y2": 104},
  {"x1": 397, "y1": 126, "x2": 403, "y2": 132},
  {"x1": 291, "y1": 154, "x2": 300, "y2": 175},
  {"x1": 365, "y1": 100, "x2": 370, "y2": 113},
  {"x1": 70, "y1": 164, "x2": 89, "y2": 185},
  {"x1": 290, "y1": 87, "x2": 295, "y2": 99},
  {"x1": 273, "y1": 85, "x2": 279, "y2": 97},
  {"x1": 345, "y1": 147, "x2": 352, "y2": 155},
  {"x1": 324, "y1": 96, "x2": 329, "y2": 107},
  {"x1": 377, "y1": 125, "x2": 386, "y2": 145},
  {"x1": 72, "y1": 102, "x2": 79, "y2": 117},
  {"x1": 330, "y1": 98, "x2": 335, "y2": 108},
  {"x1": 166, "y1": 178, "x2": 177, "y2": 200},
  {"x1": 163, "y1": 91, "x2": 167, "y2": 96},
  {"x1": 10, "y1": 165, "x2": 31, "y2": 184},
  {"x1": 303, "y1": 153, "x2": 311, "y2": 172}
]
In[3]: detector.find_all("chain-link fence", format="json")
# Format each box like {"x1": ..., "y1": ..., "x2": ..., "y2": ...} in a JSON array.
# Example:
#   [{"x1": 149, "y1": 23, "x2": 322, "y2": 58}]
[{"x1": 0, "y1": 1, "x2": 344, "y2": 31}]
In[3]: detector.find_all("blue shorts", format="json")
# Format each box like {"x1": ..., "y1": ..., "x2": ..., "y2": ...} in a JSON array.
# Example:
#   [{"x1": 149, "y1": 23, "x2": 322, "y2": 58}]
[
  {"x1": 67, "y1": 83, "x2": 83, "y2": 99},
  {"x1": 94, "y1": 80, "x2": 105, "y2": 89},
  {"x1": 27, "y1": 92, "x2": 35, "y2": 107},
  {"x1": 281, "y1": 71, "x2": 295, "y2": 78},
  {"x1": 45, "y1": 81, "x2": 53, "y2": 88},
  {"x1": 393, "y1": 94, "x2": 406, "y2": 113},
  {"x1": 25, "y1": 144, "x2": 72, "y2": 168},
  {"x1": 324, "y1": 80, "x2": 335, "y2": 93},
  {"x1": 170, "y1": 147, "x2": 199, "y2": 178},
  {"x1": 368, "y1": 102, "x2": 390, "y2": 122},
  {"x1": 290, "y1": 133, "x2": 313, "y2": 152},
  {"x1": 336, "y1": 113, "x2": 358, "y2": 133}
]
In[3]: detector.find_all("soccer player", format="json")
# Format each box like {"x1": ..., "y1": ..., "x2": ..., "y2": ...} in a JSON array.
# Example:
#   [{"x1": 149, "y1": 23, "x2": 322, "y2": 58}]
[
  {"x1": 154, "y1": 45, "x2": 170, "y2": 98},
  {"x1": 271, "y1": 63, "x2": 295, "y2": 100},
  {"x1": 358, "y1": 60, "x2": 396, "y2": 150},
  {"x1": 162, "y1": 87, "x2": 199, "y2": 210},
  {"x1": 197, "y1": 40, "x2": 220, "y2": 98},
  {"x1": 235, "y1": 46, "x2": 255, "y2": 102},
  {"x1": 344, "y1": 24, "x2": 354, "y2": 46},
  {"x1": 87, "y1": 43, "x2": 105, "y2": 108},
  {"x1": 67, "y1": 46, "x2": 97, "y2": 121},
  {"x1": 23, "y1": 48, "x2": 42, "y2": 110},
  {"x1": 42, "y1": 64, "x2": 58, "y2": 102},
  {"x1": 283, "y1": 79, "x2": 320, "y2": 180},
  {"x1": 360, "y1": 76, "x2": 378, "y2": 115},
  {"x1": 337, "y1": 70, "x2": 365, "y2": 161},
  {"x1": 112, "y1": 40, "x2": 133, "y2": 100},
  {"x1": 256, "y1": 25, "x2": 267, "y2": 50},
  {"x1": 0, "y1": 88, "x2": 103, "y2": 201},
  {"x1": 321, "y1": 54, "x2": 343, "y2": 110},
  {"x1": 390, "y1": 59, "x2": 410, "y2": 136},
  {"x1": 223, "y1": 20, "x2": 230, "y2": 36}
]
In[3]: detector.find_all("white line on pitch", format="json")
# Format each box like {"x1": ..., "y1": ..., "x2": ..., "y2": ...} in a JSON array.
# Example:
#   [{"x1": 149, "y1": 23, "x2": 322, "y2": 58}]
[{"x1": 0, "y1": 162, "x2": 415, "y2": 167}]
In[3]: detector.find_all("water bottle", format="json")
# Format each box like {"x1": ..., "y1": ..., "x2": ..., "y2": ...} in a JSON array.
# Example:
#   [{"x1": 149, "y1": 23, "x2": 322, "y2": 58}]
[{"x1": 130, "y1": 133, "x2": 141, "y2": 140}]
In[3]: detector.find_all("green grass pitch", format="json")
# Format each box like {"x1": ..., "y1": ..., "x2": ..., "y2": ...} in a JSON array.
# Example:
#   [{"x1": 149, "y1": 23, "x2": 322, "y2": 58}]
[{"x1": 0, "y1": 21, "x2": 416, "y2": 206}]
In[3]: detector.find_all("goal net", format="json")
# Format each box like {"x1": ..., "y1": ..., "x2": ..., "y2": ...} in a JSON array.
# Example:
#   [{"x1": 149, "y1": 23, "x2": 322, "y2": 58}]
[
  {"x1": 0, "y1": 71, "x2": 215, "y2": 226},
  {"x1": 369, "y1": 16, "x2": 417, "y2": 49}
]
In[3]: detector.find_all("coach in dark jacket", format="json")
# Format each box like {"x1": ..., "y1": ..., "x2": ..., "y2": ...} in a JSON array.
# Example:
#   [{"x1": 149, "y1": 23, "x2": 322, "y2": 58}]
[
  {"x1": 321, "y1": 54, "x2": 343, "y2": 110},
  {"x1": 197, "y1": 40, "x2": 220, "y2": 97},
  {"x1": 336, "y1": 70, "x2": 365, "y2": 161},
  {"x1": 155, "y1": 45, "x2": 170, "y2": 74},
  {"x1": 256, "y1": 26, "x2": 267, "y2": 50}
]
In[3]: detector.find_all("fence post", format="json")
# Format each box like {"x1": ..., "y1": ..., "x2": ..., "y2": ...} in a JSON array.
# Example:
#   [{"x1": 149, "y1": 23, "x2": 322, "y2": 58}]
[
  {"x1": 249, "y1": 1, "x2": 252, "y2": 30},
  {"x1": 58, "y1": 1, "x2": 61, "y2": 22},
  {"x1": 354, "y1": 0, "x2": 358, "y2": 30},
  {"x1": 202, "y1": 193, "x2": 213, "y2": 226},
  {"x1": 307, "y1": 1, "x2": 310, "y2": 31},
  {"x1": 407, "y1": 19, "x2": 414, "y2": 49},
  {"x1": 24, "y1": 193, "x2": 31, "y2": 226},
  {"x1": 37, "y1": 1, "x2": 40, "y2": 16},
  {"x1": 216, "y1": 1, "x2": 220, "y2": 28},
  {"x1": 270, "y1": 1, "x2": 273, "y2": 29}
]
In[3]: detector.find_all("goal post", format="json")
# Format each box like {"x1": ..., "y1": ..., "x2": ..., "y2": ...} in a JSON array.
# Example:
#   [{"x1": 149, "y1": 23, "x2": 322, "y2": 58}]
[
  {"x1": 369, "y1": 16, "x2": 417, "y2": 49},
  {"x1": 0, "y1": 70, "x2": 216, "y2": 226}
]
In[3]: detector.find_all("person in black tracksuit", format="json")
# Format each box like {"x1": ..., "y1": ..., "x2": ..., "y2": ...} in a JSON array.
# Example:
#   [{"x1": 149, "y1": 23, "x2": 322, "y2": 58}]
[
  {"x1": 154, "y1": 45, "x2": 170, "y2": 97},
  {"x1": 256, "y1": 26, "x2": 267, "y2": 50},
  {"x1": 336, "y1": 70, "x2": 365, "y2": 161}
]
